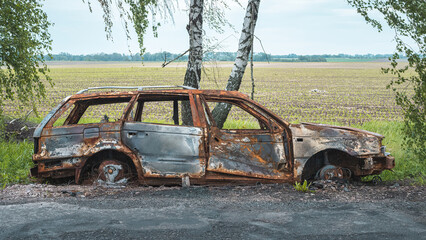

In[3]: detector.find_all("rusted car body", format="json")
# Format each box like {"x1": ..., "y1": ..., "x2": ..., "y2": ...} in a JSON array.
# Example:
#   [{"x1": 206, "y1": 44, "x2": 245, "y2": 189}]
[{"x1": 31, "y1": 86, "x2": 395, "y2": 185}]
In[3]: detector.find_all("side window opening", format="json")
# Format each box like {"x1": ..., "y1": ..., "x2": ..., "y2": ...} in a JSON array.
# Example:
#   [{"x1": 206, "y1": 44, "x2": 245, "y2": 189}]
[
  {"x1": 77, "y1": 102, "x2": 129, "y2": 124},
  {"x1": 131, "y1": 97, "x2": 194, "y2": 127},
  {"x1": 204, "y1": 100, "x2": 268, "y2": 130},
  {"x1": 52, "y1": 105, "x2": 75, "y2": 127},
  {"x1": 51, "y1": 97, "x2": 131, "y2": 127}
]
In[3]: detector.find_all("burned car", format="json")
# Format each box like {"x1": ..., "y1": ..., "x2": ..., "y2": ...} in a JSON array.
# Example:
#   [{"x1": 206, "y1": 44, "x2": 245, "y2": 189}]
[{"x1": 31, "y1": 86, "x2": 395, "y2": 185}]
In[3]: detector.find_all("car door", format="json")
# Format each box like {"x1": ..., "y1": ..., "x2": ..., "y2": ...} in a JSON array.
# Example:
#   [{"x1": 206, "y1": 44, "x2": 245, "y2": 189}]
[
  {"x1": 201, "y1": 98, "x2": 288, "y2": 179},
  {"x1": 122, "y1": 93, "x2": 206, "y2": 178}
]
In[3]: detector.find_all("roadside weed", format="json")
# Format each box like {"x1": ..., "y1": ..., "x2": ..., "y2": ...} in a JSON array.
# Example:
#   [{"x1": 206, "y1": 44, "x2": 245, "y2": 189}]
[{"x1": 294, "y1": 180, "x2": 313, "y2": 193}]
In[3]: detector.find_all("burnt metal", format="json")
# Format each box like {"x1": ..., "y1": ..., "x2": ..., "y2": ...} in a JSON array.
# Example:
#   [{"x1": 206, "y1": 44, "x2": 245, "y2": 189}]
[
  {"x1": 76, "y1": 85, "x2": 196, "y2": 94},
  {"x1": 32, "y1": 87, "x2": 395, "y2": 185}
]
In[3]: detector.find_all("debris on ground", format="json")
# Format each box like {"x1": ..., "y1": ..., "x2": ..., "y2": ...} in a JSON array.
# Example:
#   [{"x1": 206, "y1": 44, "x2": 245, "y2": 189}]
[
  {"x1": 310, "y1": 179, "x2": 351, "y2": 191},
  {"x1": 1, "y1": 113, "x2": 37, "y2": 141},
  {"x1": 0, "y1": 182, "x2": 424, "y2": 204}
]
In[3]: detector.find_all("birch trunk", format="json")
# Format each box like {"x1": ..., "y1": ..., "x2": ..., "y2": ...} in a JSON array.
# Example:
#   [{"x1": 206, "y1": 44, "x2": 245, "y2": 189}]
[
  {"x1": 212, "y1": 0, "x2": 260, "y2": 128},
  {"x1": 182, "y1": 0, "x2": 204, "y2": 125}
]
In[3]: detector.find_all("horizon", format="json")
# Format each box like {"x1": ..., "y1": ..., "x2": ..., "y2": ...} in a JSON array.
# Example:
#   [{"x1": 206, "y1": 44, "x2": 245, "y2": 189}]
[
  {"x1": 51, "y1": 51, "x2": 393, "y2": 56},
  {"x1": 44, "y1": 0, "x2": 401, "y2": 55},
  {"x1": 48, "y1": 52, "x2": 396, "y2": 56}
]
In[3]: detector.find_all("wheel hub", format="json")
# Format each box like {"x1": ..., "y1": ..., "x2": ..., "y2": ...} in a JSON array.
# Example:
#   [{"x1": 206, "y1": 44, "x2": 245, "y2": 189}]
[
  {"x1": 316, "y1": 165, "x2": 351, "y2": 180},
  {"x1": 98, "y1": 160, "x2": 126, "y2": 183}
]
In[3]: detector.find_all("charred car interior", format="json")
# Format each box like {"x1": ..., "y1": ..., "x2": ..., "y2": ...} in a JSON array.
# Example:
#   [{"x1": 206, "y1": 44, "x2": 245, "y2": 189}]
[{"x1": 31, "y1": 86, "x2": 395, "y2": 185}]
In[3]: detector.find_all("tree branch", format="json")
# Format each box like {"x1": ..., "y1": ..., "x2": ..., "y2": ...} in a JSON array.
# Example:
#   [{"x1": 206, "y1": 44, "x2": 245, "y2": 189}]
[{"x1": 162, "y1": 49, "x2": 190, "y2": 68}]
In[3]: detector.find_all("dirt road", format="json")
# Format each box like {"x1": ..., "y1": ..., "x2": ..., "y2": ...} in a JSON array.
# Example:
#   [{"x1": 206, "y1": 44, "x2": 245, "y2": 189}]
[{"x1": 1, "y1": 183, "x2": 425, "y2": 239}]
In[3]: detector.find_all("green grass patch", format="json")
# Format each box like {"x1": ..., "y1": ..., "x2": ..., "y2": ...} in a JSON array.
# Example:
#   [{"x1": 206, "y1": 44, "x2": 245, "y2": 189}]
[
  {"x1": 222, "y1": 119, "x2": 260, "y2": 129},
  {"x1": 294, "y1": 180, "x2": 313, "y2": 192},
  {"x1": 0, "y1": 140, "x2": 34, "y2": 187},
  {"x1": 353, "y1": 121, "x2": 425, "y2": 184}
]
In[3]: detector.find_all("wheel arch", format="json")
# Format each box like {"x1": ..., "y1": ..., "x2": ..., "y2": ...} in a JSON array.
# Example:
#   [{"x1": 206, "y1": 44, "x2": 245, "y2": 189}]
[
  {"x1": 76, "y1": 149, "x2": 142, "y2": 183},
  {"x1": 301, "y1": 148, "x2": 358, "y2": 180}
]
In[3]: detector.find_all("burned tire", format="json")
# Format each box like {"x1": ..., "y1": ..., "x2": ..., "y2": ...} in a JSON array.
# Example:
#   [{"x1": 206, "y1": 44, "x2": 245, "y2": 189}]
[
  {"x1": 98, "y1": 160, "x2": 129, "y2": 183},
  {"x1": 302, "y1": 150, "x2": 354, "y2": 181},
  {"x1": 316, "y1": 165, "x2": 352, "y2": 180},
  {"x1": 80, "y1": 150, "x2": 138, "y2": 185},
  {"x1": 94, "y1": 159, "x2": 132, "y2": 184}
]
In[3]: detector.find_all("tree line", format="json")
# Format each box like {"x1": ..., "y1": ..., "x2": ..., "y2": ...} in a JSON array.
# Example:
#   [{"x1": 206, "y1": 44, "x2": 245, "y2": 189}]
[{"x1": 46, "y1": 52, "x2": 395, "y2": 62}]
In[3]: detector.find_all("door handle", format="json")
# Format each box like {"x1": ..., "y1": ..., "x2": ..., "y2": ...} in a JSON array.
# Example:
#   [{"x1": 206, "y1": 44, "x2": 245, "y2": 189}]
[{"x1": 127, "y1": 131, "x2": 137, "y2": 137}]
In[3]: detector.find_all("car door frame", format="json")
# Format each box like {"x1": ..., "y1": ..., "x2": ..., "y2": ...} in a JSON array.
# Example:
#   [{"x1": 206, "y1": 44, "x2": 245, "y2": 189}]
[
  {"x1": 197, "y1": 94, "x2": 294, "y2": 180},
  {"x1": 121, "y1": 91, "x2": 207, "y2": 179}
]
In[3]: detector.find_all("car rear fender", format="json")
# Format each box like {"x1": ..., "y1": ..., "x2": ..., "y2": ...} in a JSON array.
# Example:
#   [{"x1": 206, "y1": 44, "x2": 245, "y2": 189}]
[{"x1": 75, "y1": 142, "x2": 143, "y2": 183}]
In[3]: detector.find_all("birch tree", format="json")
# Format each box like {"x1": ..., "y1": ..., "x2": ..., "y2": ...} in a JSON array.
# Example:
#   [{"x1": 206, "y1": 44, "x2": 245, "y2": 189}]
[
  {"x1": 181, "y1": 0, "x2": 204, "y2": 124},
  {"x1": 87, "y1": 0, "x2": 252, "y2": 126},
  {"x1": 184, "y1": 0, "x2": 221, "y2": 90},
  {"x1": 212, "y1": 0, "x2": 260, "y2": 128}
]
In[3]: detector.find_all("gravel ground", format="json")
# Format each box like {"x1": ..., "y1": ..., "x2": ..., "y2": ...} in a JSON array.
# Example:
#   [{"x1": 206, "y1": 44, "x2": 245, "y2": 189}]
[
  {"x1": 0, "y1": 181, "x2": 425, "y2": 239},
  {"x1": 0, "y1": 180, "x2": 425, "y2": 203}
]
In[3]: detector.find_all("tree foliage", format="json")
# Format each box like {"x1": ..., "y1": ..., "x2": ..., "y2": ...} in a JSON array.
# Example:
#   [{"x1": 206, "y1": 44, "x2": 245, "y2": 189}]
[
  {"x1": 83, "y1": 0, "x2": 172, "y2": 56},
  {"x1": 347, "y1": 0, "x2": 425, "y2": 162},
  {"x1": 0, "y1": 0, "x2": 52, "y2": 116},
  {"x1": 84, "y1": 0, "x2": 237, "y2": 56}
]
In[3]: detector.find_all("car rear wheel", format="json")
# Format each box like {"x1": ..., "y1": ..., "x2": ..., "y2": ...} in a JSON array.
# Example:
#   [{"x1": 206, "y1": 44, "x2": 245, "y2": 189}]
[{"x1": 97, "y1": 159, "x2": 131, "y2": 184}]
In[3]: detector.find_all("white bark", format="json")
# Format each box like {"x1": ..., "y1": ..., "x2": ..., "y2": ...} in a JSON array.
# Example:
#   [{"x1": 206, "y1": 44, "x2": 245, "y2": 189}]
[
  {"x1": 226, "y1": 0, "x2": 259, "y2": 90},
  {"x1": 183, "y1": 0, "x2": 204, "y2": 89},
  {"x1": 182, "y1": 0, "x2": 204, "y2": 125},
  {"x1": 212, "y1": 0, "x2": 260, "y2": 128}
]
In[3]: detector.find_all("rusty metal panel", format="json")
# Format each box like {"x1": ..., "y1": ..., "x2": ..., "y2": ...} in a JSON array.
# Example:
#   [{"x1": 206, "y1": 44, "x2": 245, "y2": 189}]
[
  {"x1": 122, "y1": 122, "x2": 205, "y2": 178},
  {"x1": 34, "y1": 96, "x2": 71, "y2": 138},
  {"x1": 302, "y1": 122, "x2": 384, "y2": 138},
  {"x1": 84, "y1": 127, "x2": 100, "y2": 139},
  {"x1": 290, "y1": 123, "x2": 381, "y2": 159},
  {"x1": 207, "y1": 128, "x2": 286, "y2": 179},
  {"x1": 290, "y1": 122, "x2": 386, "y2": 180},
  {"x1": 35, "y1": 121, "x2": 124, "y2": 178}
]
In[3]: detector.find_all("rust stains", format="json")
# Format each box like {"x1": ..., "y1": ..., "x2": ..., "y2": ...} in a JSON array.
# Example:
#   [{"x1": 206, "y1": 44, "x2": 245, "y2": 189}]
[{"x1": 32, "y1": 87, "x2": 395, "y2": 185}]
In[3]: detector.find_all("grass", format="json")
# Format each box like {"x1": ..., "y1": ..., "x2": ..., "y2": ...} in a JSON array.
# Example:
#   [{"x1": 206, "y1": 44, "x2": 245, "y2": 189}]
[
  {"x1": 294, "y1": 180, "x2": 313, "y2": 192},
  {"x1": 354, "y1": 121, "x2": 425, "y2": 184},
  {"x1": 0, "y1": 140, "x2": 34, "y2": 187}
]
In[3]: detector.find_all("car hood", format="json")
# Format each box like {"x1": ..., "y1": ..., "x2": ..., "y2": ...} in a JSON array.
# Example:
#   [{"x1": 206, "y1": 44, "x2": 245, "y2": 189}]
[
  {"x1": 289, "y1": 122, "x2": 384, "y2": 139},
  {"x1": 289, "y1": 122, "x2": 384, "y2": 157}
]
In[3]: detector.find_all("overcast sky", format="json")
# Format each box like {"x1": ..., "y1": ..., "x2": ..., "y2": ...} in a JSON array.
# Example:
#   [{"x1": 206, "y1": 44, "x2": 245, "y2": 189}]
[{"x1": 43, "y1": 0, "x2": 398, "y2": 55}]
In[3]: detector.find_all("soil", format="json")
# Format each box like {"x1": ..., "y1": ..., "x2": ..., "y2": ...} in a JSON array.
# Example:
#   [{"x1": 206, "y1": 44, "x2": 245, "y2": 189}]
[
  {"x1": 2, "y1": 117, "x2": 36, "y2": 141},
  {"x1": 1, "y1": 180, "x2": 424, "y2": 204}
]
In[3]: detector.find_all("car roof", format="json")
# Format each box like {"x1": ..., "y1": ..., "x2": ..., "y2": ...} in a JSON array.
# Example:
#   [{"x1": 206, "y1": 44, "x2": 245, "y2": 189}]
[{"x1": 71, "y1": 89, "x2": 251, "y2": 100}]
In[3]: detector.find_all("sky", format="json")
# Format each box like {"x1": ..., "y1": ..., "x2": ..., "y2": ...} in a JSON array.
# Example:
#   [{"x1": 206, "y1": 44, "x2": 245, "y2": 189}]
[{"x1": 43, "y1": 0, "x2": 398, "y2": 55}]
